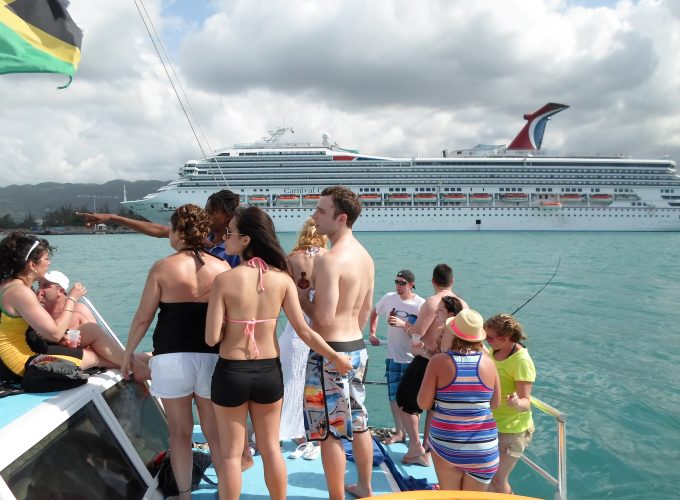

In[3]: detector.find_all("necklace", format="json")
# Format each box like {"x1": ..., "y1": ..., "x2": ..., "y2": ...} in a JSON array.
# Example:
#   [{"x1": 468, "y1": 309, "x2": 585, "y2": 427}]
[{"x1": 495, "y1": 343, "x2": 517, "y2": 361}]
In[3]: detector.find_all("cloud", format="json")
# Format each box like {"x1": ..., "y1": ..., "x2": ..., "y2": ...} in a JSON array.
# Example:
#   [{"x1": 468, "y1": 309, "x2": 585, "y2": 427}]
[{"x1": 0, "y1": 0, "x2": 679, "y2": 187}]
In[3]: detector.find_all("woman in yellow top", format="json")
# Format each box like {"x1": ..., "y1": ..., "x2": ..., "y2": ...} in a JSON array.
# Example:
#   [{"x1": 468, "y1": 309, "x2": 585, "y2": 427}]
[
  {"x1": 0, "y1": 231, "x2": 145, "y2": 383},
  {"x1": 484, "y1": 313, "x2": 536, "y2": 495}
]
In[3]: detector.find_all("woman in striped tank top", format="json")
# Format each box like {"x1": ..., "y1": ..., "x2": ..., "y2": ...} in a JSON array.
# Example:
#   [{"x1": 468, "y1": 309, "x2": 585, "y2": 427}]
[{"x1": 417, "y1": 309, "x2": 500, "y2": 491}]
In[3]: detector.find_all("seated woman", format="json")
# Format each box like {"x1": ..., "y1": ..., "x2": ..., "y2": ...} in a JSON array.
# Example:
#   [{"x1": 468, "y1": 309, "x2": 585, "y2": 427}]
[
  {"x1": 205, "y1": 206, "x2": 351, "y2": 500},
  {"x1": 417, "y1": 309, "x2": 501, "y2": 492},
  {"x1": 122, "y1": 204, "x2": 231, "y2": 500},
  {"x1": 0, "y1": 232, "x2": 148, "y2": 383}
]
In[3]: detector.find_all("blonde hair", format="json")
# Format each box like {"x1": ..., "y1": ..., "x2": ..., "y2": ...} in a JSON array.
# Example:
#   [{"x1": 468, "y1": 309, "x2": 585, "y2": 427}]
[{"x1": 292, "y1": 218, "x2": 328, "y2": 252}]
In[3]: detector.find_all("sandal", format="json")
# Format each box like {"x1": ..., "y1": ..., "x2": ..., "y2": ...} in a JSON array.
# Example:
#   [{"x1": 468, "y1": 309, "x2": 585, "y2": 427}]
[
  {"x1": 290, "y1": 442, "x2": 314, "y2": 459},
  {"x1": 302, "y1": 443, "x2": 321, "y2": 460}
]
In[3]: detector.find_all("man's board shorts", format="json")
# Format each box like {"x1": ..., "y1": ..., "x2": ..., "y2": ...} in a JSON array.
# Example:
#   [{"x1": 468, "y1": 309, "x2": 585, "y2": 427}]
[
  {"x1": 303, "y1": 339, "x2": 368, "y2": 441},
  {"x1": 385, "y1": 358, "x2": 410, "y2": 402}
]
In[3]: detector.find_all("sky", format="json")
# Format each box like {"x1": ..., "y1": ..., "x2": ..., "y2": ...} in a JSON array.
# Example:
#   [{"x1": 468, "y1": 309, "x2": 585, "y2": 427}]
[{"x1": 1, "y1": 0, "x2": 679, "y2": 187}]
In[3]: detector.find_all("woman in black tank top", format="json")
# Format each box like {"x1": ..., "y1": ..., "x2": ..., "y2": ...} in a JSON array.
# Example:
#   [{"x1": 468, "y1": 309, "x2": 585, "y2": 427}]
[{"x1": 123, "y1": 204, "x2": 231, "y2": 500}]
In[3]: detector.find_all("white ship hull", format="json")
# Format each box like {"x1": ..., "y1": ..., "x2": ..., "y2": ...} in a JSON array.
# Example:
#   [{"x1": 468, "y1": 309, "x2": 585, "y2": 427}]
[
  {"x1": 127, "y1": 194, "x2": 680, "y2": 232},
  {"x1": 123, "y1": 104, "x2": 680, "y2": 232}
]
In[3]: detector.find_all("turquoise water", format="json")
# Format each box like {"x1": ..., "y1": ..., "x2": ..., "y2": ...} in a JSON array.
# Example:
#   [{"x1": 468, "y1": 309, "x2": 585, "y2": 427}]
[{"x1": 44, "y1": 231, "x2": 680, "y2": 499}]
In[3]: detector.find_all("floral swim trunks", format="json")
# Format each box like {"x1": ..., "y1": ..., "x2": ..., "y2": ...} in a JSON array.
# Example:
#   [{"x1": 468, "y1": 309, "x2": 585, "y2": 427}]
[{"x1": 303, "y1": 338, "x2": 369, "y2": 441}]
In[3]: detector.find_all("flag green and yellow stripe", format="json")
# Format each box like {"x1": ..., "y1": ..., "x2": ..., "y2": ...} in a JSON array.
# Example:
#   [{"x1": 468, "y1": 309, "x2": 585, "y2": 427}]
[{"x1": 0, "y1": 0, "x2": 82, "y2": 87}]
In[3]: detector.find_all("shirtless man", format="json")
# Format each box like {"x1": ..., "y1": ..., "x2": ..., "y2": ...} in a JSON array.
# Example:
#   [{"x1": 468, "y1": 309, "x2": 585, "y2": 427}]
[
  {"x1": 393, "y1": 264, "x2": 467, "y2": 356},
  {"x1": 391, "y1": 263, "x2": 467, "y2": 447},
  {"x1": 299, "y1": 186, "x2": 375, "y2": 499},
  {"x1": 38, "y1": 270, "x2": 96, "y2": 329},
  {"x1": 77, "y1": 189, "x2": 241, "y2": 267}
]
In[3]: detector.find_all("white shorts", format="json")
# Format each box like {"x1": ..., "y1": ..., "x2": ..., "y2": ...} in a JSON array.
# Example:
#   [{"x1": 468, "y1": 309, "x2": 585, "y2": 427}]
[{"x1": 149, "y1": 352, "x2": 218, "y2": 399}]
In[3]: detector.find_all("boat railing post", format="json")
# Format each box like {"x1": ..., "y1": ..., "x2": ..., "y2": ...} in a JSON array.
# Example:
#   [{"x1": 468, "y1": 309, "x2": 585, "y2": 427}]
[{"x1": 525, "y1": 395, "x2": 568, "y2": 500}]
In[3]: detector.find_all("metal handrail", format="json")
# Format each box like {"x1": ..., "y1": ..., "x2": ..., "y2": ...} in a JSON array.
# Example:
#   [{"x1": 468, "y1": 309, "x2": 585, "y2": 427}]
[
  {"x1": 81, "y1": 297, "x2": 125, "y2": 350},
  {"x1": 523, "y1": 396, "x2": 567, "y2": 500}
]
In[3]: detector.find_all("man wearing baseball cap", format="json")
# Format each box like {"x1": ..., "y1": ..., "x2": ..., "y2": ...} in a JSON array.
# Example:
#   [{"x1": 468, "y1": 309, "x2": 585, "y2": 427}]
[
  {"x1": 368, "y1": 269, "x2": 425, "y2": 452},
  {"x1": 39, "y1": 270, "x2": 96, "y2": 328}
]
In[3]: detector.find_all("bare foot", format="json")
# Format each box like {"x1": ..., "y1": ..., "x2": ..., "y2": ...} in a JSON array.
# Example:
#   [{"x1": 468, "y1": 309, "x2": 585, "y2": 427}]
[
  {"x1": 241, "y1": 455, "x2": 254, "y2": 472},
  {"x1": 382, "y1": 431, "x2": 405, "y2": 445},
  {"x1": 402, "y1": 452, "x2": 431, "y2": 467},
  {"x1": 345, "y1": 483, "x2": 372, "y2": 498}
]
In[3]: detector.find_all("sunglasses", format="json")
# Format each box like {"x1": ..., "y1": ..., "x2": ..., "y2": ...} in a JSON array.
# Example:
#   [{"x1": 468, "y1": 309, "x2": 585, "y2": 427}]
[
  {"x1": 225, "y1": 228, "x2": 244, "y2": 239},
  {"x1": 394, "y1": 279, "x2": 409, "y2": 286}
]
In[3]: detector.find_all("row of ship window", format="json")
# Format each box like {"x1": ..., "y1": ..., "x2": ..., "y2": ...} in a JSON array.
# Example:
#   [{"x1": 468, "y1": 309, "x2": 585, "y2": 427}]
[
  {"x1": 271, "y1": 207, "x2": 665, "y2": 212},
  {"x1": 272, "y1": 212, "x2": 670, "y2": 218}
]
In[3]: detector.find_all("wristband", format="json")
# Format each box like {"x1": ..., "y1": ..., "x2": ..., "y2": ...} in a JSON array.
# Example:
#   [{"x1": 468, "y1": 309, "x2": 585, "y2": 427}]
[{"x1": 65, "y1": 297, "x2": 77, "y2": 304}]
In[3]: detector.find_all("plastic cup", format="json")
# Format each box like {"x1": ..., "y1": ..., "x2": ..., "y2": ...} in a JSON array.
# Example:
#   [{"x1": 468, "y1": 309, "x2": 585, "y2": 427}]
[
  {"x1": 411, "y1": 334, "x2": 421, "y2": 346},
  {"x1": 66, "y1": 329, "x2": 80, "y2": 348}
]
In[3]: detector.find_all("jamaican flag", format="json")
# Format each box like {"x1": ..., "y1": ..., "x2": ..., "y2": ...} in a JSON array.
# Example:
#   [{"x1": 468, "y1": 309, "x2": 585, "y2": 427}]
[{"x1": 0, "y1": 0, "x2": 82, "y2": 88}]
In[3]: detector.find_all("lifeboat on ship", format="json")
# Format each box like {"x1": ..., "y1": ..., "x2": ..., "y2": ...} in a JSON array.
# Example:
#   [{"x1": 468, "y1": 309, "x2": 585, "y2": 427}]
[
  {"x1": 590, "y1": 194, "x2": 613, "y2": 204},
  {"x1": 303, "y1": 194, "x2": 321, "y2": 204},
  {"x1": 276, "y1": 194, "x2": 300, "y2": 205},
  {"x1": 442, "y1": 193, "x2": 467, "y2": 203},
  {"x1": 470, "y1": 193, "x2": 493, "y2": 203},
  {"x1": 414, "y1": 193, "x2": 437, "y2": 203},
  {"x1": 248, "y1": 195, "x2": 268, "y2": 205},
  {"x1": 560, "y1": 194, "x2": 582, "y2": 203},
  {"x1": 539, "y1": 201, "x2": 562, "y2": 210},
  {"x1": 387, "y1": 193, "x2": 412, "y2": 203},
  {"x1": 359, "y1": 194, "x2": 382, "y2": 203},
  {"x1": 500, "y1": 193, "x2": 529, "y2": 202}
]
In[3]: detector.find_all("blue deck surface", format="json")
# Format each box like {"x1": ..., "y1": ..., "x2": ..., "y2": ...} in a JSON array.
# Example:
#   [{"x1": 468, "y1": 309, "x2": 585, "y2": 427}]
[
  {"x1": 191, "y1": 427, "x2": 439, "y2": 498},
  {"x1": 0, "y1": 391, "x2": 57, "y2": 430}
]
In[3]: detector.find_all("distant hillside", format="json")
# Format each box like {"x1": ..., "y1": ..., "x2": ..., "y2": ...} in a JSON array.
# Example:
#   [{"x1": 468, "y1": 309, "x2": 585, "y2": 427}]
[{"x1": 0, "y1": 180, "x2": 168, "y2": 220}]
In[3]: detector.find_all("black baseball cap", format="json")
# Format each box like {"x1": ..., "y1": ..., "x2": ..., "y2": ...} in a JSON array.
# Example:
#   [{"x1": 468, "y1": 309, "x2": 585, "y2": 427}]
[{"x1": 396, "y1": 269, "x2": 416, "y2": 288}]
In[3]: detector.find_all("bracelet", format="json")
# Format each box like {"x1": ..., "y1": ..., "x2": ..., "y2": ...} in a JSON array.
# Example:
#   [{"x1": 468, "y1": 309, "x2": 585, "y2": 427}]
[
  {"x1": 65, "y1": 297, "x2": 77, "y2": 304},
  {"x1": 64, "y1": 308, "x2": 74, "y2": 313}
]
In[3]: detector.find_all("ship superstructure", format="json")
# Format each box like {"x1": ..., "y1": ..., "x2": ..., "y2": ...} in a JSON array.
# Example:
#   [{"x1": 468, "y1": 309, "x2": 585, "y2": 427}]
[{"x1": 123, "y1": 104, "x2": 680, "y2": 231}]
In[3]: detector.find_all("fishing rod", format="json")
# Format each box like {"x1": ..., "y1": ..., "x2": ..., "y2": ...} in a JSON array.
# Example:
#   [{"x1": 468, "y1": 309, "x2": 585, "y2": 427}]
[
  {"x1": 510, "y1": 258, "x2": 561, "y2": 315},
  {"x1": 362, "y1": 259, "x2": 561, "y2": 386}
]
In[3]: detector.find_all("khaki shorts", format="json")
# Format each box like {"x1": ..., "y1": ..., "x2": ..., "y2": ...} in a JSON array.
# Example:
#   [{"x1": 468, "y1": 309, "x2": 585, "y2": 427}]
[{"x1": 498, "y1": 425, "x2": 534, "y2": 458}]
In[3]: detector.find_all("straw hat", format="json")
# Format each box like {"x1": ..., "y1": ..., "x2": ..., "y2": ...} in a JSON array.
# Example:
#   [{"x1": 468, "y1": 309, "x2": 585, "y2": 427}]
[{"x1": 445, "y1": 309, "x2": 486, "y2": 342}]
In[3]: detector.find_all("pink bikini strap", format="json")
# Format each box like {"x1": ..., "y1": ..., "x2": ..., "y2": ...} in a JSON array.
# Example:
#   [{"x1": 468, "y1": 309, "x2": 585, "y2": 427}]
[
  {"x1": 225, "y1": 317, "x2": 277, "y2": 359},
  {"x1": 247, "y1": 257, "x2": 269, "y2": 292}
]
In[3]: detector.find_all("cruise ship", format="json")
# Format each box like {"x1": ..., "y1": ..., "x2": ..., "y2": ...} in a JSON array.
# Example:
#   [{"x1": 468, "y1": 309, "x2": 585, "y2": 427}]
[{"x1": 123, "y1": 103, "x2": 680, "y2": 231}]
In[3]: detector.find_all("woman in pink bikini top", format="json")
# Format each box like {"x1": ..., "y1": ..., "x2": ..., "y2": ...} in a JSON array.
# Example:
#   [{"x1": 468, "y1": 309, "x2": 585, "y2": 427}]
[{"x1": 205, "y1": 206, "x2": 350, "y2": 500}]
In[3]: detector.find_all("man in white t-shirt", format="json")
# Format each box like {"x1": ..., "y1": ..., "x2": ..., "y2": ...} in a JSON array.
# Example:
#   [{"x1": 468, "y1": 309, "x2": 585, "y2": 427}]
[{"x1": 368, "y1": 269, "x2": 425, "y2": 450}]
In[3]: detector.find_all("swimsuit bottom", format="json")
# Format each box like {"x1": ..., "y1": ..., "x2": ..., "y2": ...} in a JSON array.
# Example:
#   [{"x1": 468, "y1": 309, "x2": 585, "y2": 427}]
[{"x1": 211, "y1": 356, "x2": 283, "y2": 407}]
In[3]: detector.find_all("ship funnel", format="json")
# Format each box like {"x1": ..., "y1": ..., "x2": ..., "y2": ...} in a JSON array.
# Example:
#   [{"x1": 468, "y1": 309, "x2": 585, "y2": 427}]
[{"x1": 508, "y1": 103, "x2": 569, "y2": 150}]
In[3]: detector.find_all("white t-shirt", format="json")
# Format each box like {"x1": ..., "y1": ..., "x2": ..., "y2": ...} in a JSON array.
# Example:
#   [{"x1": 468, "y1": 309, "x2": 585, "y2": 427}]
[{"x1": 375, "y1": 292, "x2": 425, "y2": 363}]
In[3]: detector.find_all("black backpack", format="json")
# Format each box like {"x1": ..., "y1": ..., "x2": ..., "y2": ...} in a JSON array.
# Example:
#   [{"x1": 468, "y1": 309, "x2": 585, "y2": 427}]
[{"x1": 21, "y1": 356, "x2": 89, "y2": 393}]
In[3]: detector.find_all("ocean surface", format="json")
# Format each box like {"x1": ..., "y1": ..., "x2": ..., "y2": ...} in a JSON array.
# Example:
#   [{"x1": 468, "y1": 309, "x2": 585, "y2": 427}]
[{"x1": 42, "y1": 231, "x2": 679, "y2": 499}]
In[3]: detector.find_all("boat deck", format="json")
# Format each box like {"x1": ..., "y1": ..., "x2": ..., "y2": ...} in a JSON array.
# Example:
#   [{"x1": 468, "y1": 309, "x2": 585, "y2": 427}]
[{"x1": 191, "y1": 426, "x2": 438, "y2": 498}]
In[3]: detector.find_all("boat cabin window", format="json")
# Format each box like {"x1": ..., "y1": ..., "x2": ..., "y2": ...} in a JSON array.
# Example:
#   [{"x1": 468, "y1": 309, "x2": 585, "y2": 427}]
[
  {"x1": 1, "y1": 401, "x2": 147, "y2": 500},
  {"x1": 104, "y1": 380, "x2": 169, "y2": 473}
]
